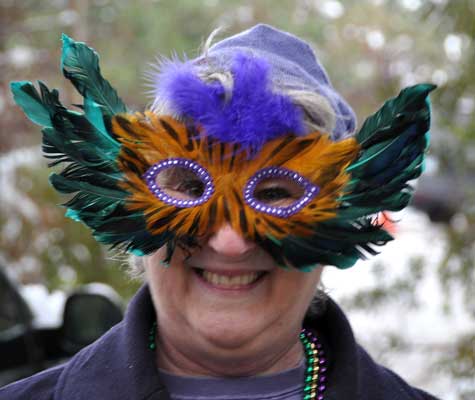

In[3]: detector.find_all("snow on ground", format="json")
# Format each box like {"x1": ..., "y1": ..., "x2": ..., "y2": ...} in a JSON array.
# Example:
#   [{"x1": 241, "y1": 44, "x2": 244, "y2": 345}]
[
  {"x1": 0, "y1": 146, "x2": 41, "y2": 223},
  {"x1": 323, "y1": 208, "x2": 475, "y2": 399},
  {"x1": 19, "y1": 285, "x2": 66, "y2": 328}
]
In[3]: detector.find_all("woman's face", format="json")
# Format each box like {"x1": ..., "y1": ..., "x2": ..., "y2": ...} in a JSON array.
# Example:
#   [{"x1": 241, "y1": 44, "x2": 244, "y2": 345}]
[{"x1": 144, "y1": 223, "x2": 322, "y2": 374}]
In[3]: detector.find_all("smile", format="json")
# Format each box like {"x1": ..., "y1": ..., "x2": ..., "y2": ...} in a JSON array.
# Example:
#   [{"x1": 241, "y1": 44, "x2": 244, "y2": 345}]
[{"x1": 193, "y1": 268, "x2": 267, "y2": 289}]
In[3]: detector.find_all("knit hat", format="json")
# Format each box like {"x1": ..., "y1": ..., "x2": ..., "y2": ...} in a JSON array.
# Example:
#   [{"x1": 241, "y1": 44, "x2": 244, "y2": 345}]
[{"x1": 152, "y1": 24, "x2": 356, "y2": 153}]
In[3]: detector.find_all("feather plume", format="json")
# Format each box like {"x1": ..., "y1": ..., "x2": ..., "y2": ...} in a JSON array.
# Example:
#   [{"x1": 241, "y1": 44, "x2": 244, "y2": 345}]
[
  {"x1": 9, "y1": 36, "x2": 158, "y2": 254},
  {"x1": 153, "y1": 52, "x2": 305, "y2": 155},
  {"x1": 277, "y1": 84, "x2": 436, "y2": 269},
  {"x1": 61, "y1": 34, "x2": 127, "y2": 116}
]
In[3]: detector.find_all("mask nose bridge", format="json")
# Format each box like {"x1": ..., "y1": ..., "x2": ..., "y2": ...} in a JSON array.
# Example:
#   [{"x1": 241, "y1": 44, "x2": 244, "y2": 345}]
[{"x1": 211, "y1": 168, "x2": 251, "y2": 238}]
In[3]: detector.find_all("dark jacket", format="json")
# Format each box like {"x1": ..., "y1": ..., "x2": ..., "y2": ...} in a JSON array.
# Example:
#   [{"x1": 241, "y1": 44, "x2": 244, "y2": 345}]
[{"x1": 0, "y1": 285, "x2": 440, "y2": 400}]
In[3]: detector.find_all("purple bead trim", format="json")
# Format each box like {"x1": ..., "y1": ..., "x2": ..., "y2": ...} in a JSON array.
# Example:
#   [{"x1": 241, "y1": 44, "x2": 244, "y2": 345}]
[
  {"x1": 302, "y1": 328, "x2": 327, "y2": 400},
  {"x1": 143, "y1": 158, "x2": 214, "y2": 208},
  {"x1": 243, "y1": 167, "x2": 319, "y2": 218}
]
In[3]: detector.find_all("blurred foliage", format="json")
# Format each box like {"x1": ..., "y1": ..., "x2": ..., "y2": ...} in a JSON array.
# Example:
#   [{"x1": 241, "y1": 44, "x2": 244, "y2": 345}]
[
  {"x1": 438, "y1": 333, "x2": 475, "y2": 400},
  {"x1": 0, "y1": 159, "x2": 140, "y2": 299},
  {"x1": 340, "y1": 257, "x2": 425, "y2": 311},
  {"x1": 1, "y1": 0, "x2": 475, "y2": 398}
]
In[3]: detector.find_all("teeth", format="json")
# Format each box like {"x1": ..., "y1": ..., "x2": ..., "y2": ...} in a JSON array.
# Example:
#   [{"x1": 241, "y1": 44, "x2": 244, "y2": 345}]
[{"x1": 201, "y1": 271, "x2": 261, "y2": 287}]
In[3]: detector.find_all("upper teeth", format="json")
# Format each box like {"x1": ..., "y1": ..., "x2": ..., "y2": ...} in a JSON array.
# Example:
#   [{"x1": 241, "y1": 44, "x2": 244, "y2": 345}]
[{"x1": 202, "y1": 271, "x2": 260, "y2": 287}]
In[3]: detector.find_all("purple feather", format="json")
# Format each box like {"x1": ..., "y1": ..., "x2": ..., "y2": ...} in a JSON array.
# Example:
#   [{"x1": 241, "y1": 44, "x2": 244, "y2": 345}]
[{"x1": 153, "y1": 52, "x2": 305, "y2": 154}]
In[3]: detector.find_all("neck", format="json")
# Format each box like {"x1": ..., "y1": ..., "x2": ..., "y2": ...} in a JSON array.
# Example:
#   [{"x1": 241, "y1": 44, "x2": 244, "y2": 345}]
[{"x1": 155, "y1": 327, "x2": 304, "y2": 377}]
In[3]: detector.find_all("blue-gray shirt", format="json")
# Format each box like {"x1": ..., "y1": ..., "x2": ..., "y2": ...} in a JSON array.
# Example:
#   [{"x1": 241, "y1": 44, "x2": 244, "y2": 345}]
[{"x1": 159, "y1": 362, "x2": 305, "y2": 400}]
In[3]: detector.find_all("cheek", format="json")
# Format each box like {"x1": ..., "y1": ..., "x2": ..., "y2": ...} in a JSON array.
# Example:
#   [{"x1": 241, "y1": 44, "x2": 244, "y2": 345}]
[
  {"x1": 272, "y1": 268, "x2": 322, "y2": 314},
  {"x1": 144, "y1": 250, "x2": 188, "y2": 319}
]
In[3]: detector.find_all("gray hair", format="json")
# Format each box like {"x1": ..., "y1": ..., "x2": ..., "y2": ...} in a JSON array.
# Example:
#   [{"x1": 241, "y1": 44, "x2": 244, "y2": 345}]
[{"x1": 128, "y1": 254, "x2": 147, "y2": 280}]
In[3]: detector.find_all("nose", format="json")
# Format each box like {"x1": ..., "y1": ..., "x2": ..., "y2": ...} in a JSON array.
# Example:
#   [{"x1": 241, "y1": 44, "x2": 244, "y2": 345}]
[{"x1": 207, "y1": 224, "x2": 256, "y2": 257}]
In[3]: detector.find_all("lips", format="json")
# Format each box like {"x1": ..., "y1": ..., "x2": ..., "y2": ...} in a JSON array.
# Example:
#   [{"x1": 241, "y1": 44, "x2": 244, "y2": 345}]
[{"x1": 193, "y1": 268, "x2": 266, "y2": 289}]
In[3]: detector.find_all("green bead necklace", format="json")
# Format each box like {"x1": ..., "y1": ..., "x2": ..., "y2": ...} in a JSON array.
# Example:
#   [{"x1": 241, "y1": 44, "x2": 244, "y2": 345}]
[{"x1": 148, "y1": 322, "x2": 327, "y2": 399}]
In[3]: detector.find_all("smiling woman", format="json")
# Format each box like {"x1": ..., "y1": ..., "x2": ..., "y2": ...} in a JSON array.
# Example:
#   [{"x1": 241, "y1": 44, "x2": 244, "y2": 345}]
[
  {"x1": 145, "y1": 231, "x2": 323, "y2": 377},
  {"x1": 2, "y1": 24, "x2": 439, "y2": 400}
]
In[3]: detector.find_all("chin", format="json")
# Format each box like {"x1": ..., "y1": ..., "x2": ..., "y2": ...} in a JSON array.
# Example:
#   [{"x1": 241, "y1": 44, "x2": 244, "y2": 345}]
[{"x1": 191, "y1": 311, "x2": 268, "y2": 351}]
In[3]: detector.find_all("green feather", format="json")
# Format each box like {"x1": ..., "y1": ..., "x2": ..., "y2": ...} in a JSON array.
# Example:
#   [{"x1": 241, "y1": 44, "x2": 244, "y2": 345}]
[
  {"x1": 49, "y1": 173, "x2": 126, "y2": 198},
  {"x1": 354, "y1": 84, "x2": 436, "y2": 148},
  {"x1": 344, "y1": 84, "x2": 435, "y2": 209},
  {"x1": 9, "y1": 42, "x2": 151, "y2": 254},
  {"x1": 10, "y1": 81, "x2": 54, "y2": 127},
  {"x1": 61, "y1": 34, "x2": 127, "y2": 116},
  {"x1": 277, "y1": 84, "x2": 436, "y2": 270},
  {"x1": 84, "y1": 97, "x2": 116, "y2": 148}
]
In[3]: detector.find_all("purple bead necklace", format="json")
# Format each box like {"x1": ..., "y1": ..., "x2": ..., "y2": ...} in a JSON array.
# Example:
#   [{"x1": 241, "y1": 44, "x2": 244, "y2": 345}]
[
  {"x1": 148, "y1": 323, "x2": 327, "y2": 399},
  {"x1": 300, "y1": 328, "x2": 327, "y2": 400}
]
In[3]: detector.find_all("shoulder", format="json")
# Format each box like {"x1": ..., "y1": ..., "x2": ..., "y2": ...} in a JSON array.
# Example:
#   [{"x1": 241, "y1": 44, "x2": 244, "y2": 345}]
[{"x1": 0, "y1": 364, "x2": 64, "y2": 400}]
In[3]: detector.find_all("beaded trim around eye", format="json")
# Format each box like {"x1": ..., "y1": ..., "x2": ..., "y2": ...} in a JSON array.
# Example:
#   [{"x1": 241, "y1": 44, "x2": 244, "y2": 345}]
[
  {"x1": 143, "y1": 158, "x2": 215, "y2": 207},
  {"x1": 243, "y1": 167, "x2": 320, "y2": 218}
]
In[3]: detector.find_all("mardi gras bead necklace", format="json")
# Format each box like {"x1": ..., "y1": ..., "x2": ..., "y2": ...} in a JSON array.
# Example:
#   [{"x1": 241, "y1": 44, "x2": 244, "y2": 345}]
[
  {"x1": 148, "y1": 323, "x2": 327, "y2": 399},
  {"x1": 300, "y1": 328, "x2": 328, "y2": 399}
]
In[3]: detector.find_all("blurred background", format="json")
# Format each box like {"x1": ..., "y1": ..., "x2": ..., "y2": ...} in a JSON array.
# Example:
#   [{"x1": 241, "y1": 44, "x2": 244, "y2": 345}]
[{"x1": 1, "y1": 0, "x2": 474, "y2": 398}]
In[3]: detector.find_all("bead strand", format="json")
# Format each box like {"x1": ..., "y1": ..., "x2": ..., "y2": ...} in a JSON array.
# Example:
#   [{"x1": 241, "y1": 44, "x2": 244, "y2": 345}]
[
  {"x1": 149, "y1": 321, "x2": 157, "y2": 350},
  {"x1": 300, "y1": 328, "x2": 327, "y2": 400}
]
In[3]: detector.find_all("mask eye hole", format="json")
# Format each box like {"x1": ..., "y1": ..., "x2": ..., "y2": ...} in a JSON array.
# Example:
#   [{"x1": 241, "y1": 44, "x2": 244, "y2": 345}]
[
  {"x1": 157, "y1": 167, "x2": 205, "y2": 199},
  {"x1": 253, "y1": 178, "x2": 304, "y2": 207},
  {"x1": 244, "y1": 167, "x2": 319, "y2": 218},
  {"x1": 143, "y1": 158, "x2": 214, "y2": 207}
]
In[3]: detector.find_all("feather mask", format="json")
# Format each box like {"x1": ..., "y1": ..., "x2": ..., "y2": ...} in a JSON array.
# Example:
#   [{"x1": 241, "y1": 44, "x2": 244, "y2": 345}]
[{"x1": 10, "y1": 35, "x2": 436, "y2": 270}]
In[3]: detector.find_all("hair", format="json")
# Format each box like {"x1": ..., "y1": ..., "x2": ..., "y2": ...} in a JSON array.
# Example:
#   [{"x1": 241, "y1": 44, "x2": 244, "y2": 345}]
[{"x1": 127, "y1": 254, "x2": 148, "y2": 280}]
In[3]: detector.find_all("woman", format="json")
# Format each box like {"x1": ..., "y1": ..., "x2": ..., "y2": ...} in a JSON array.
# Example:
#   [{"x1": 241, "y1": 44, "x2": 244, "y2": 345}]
[{"x1": 3, "y1": 24, "x2": 438, "y2": 399}]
